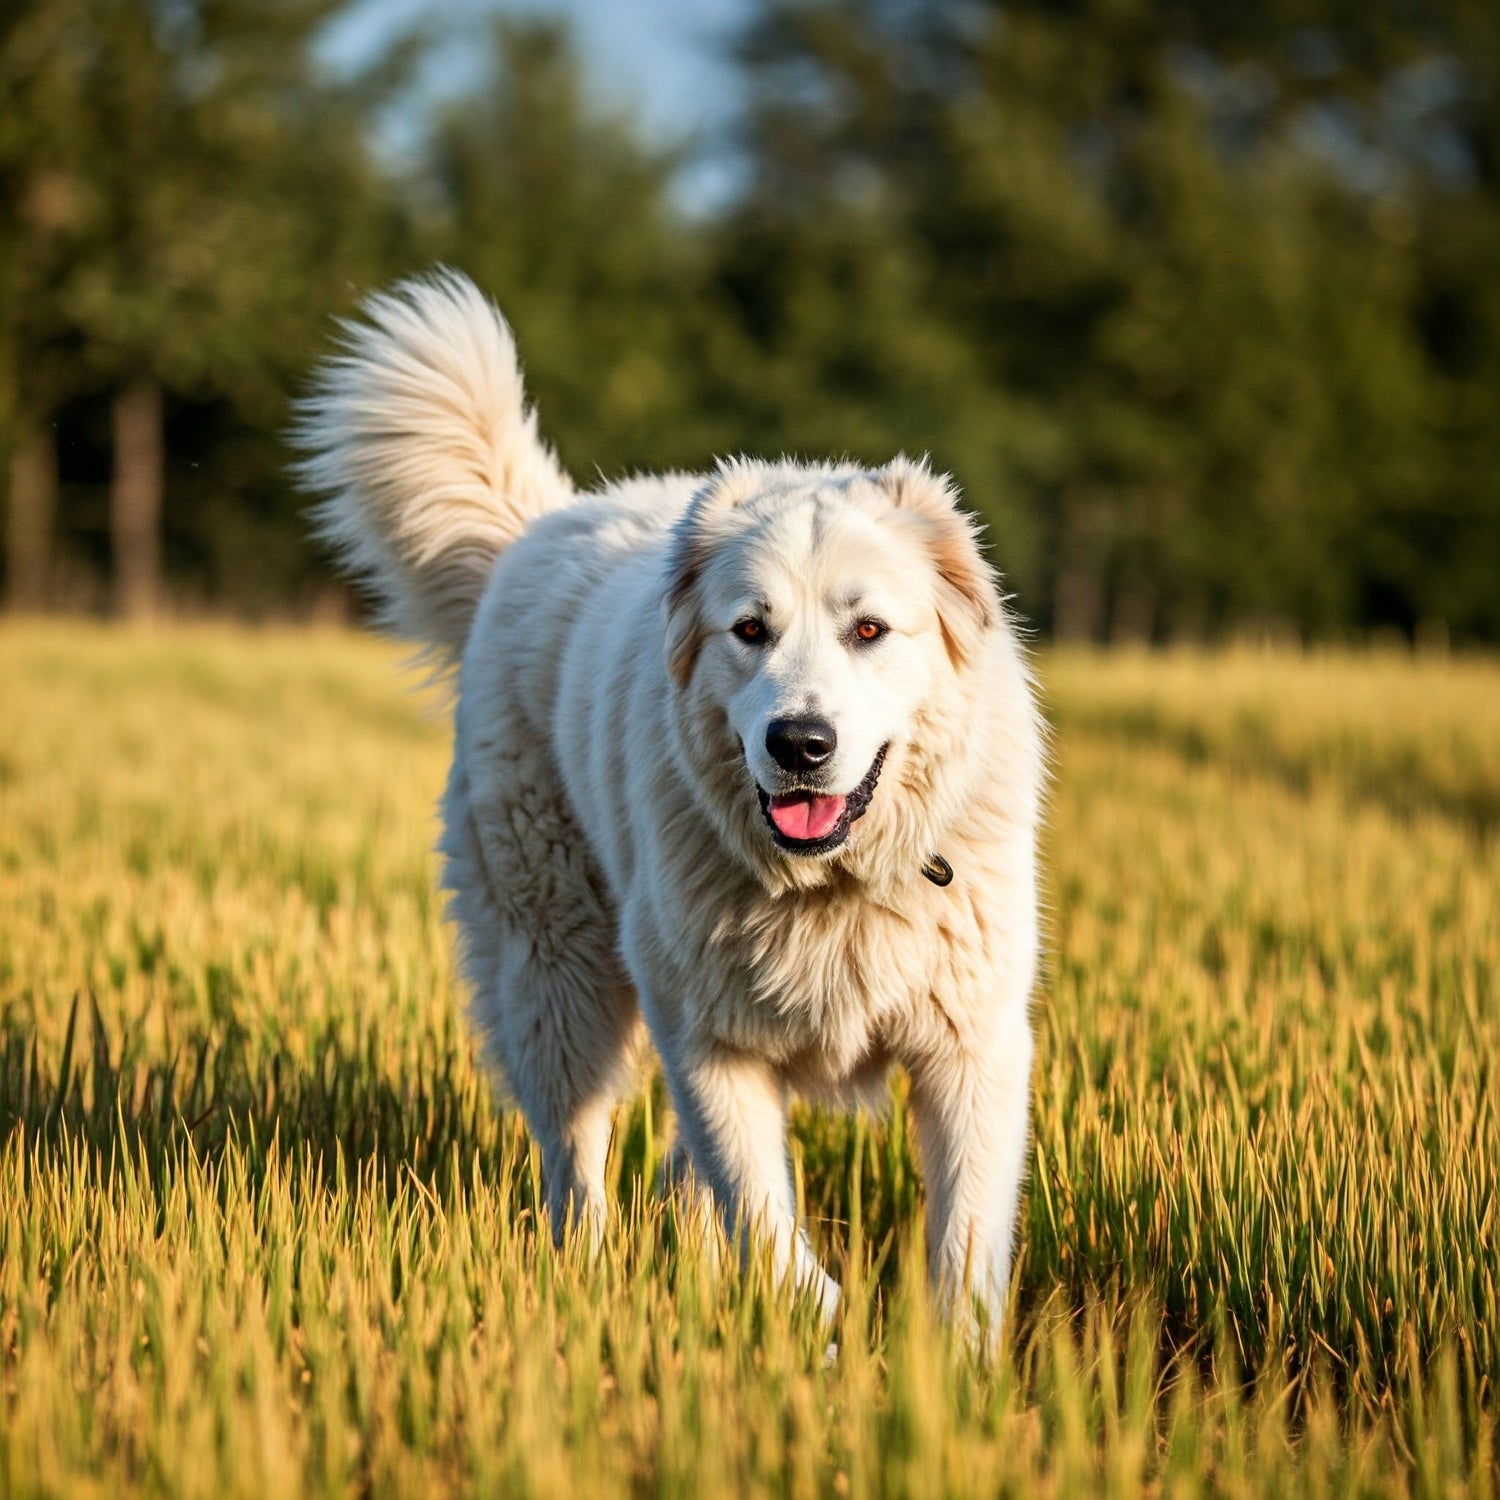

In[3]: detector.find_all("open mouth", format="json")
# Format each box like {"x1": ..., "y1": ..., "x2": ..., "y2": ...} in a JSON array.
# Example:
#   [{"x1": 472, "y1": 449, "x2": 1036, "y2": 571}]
[{"x1": 756, "y1": 746, "x2": 887, "y2": 856}]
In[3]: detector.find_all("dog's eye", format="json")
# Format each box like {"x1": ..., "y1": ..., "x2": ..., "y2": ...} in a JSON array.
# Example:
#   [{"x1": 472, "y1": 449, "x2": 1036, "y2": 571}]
[
  {"x1": 852, "y1": 619, "x2": 887, "y2": 644},
  {"x1": 732, "y1": 618, "x2": 768, "y2": 645}
]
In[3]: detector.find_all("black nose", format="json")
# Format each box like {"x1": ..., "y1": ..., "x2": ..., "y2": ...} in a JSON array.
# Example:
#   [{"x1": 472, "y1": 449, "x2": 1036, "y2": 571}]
[{"x1": 765, "y1": 716, "x2": 837, "y2": 773}]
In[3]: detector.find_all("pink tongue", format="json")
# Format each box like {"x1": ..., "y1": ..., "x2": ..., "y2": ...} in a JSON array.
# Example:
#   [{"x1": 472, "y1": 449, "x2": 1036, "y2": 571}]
[{"x1": 768, "y1": 792, "x2": 846, "y2": 841}]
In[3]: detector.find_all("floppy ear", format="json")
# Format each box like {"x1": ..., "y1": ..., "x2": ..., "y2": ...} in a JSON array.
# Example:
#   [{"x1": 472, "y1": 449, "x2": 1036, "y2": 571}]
[
  {"x1": 663, "y1": 521, "x2": 710, "y2": 689},
  {"x1": 880, "y1": 456, "x2": 997, "y2": 669},
  {"x1": 663, "y1": 469, "x2": 742, "y2": 688},
  {"x1": 666, "y1": 459, "x2": 762, "y2": 687}
]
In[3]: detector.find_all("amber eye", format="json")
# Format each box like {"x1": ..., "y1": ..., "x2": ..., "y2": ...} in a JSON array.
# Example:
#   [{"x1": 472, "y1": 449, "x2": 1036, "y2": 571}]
[
  {"x1": 732, "y1": 618, "x2": 767, "y2": 644},
  {"x1": 853, "y1": 619, "x2": 886, "y2": 643}
]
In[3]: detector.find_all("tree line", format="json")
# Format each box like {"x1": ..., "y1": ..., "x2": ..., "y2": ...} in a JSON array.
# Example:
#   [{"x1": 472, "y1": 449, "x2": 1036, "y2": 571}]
[{"x1": 2, "y1": 0, "x2": 1497, "y2": 641}]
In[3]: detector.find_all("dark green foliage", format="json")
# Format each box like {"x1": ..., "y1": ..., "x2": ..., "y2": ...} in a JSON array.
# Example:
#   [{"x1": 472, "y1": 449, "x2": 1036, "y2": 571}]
[
  {"x1": 724, "y1": 0, "x2": 1500, "y2": 639},
  {"x1": 420, "y1": 22, "x2": 701, "y2": 474},
  {"x1": 2, "y1": 0, "x2": 1498, "y2": 637},
  {"x1": 0, "y1": 0, "x2": 406, "y2": 611}
]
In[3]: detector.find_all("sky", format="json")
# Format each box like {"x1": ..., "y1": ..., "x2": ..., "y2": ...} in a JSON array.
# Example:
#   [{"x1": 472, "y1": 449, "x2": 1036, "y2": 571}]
[{"x1": 316, "y1": 0, "x2": 755, "y2": 212}]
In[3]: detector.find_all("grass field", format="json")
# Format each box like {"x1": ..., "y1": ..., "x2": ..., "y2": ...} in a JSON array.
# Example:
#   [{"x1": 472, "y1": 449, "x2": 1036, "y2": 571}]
[{"x1": 0, "y1": 623, "x2": 1495, "y2": 1497}]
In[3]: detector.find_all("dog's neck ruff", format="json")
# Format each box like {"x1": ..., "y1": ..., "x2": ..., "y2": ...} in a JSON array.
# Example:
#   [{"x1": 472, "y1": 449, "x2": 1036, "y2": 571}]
[{"x1": 921, "y1": 853, "x2": 954, "y2": 887}]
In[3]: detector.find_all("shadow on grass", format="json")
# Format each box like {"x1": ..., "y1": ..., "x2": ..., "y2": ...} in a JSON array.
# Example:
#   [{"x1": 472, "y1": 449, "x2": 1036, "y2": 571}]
[
  {"x1": 5, "y1": 996, "x2": 1484, "y2": 1410},
  {"x1": 0, "y1": 994, "x2": 937, "y2": 1297},
  {"x1": 1057, "y1": 702, "x2": 1500, "y2": 839},
  {"x1": 0, "y1": 992, "x2": 532, "y2": 1208}
]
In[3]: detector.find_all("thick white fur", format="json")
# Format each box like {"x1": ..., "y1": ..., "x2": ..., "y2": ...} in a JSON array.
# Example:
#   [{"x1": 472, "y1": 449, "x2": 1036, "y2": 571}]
[
  {"x1": 294, "y1": 270, "x2": 573, "y2": 660},
  {"x1": 297, "y1": 271, "x2": 1045, "y2": 1342}
]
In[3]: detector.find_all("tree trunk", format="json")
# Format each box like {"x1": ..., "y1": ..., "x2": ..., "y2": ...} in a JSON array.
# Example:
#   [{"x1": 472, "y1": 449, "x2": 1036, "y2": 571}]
[
  {"x1": 1052, "y1": 497, "x2": 1107, "y2": 644},
  {"x1": 6, "y1": 417, "x2": 57, "y2": 611},
  {"x1": 1111, "y1": 571, "x2": 1157, "y2": 645},
  {"x1": 111, "y1": 374, "x2": 163, "y2": 619}
]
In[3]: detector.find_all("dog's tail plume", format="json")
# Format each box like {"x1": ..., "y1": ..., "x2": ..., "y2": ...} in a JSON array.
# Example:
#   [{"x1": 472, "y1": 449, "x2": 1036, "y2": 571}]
[{"x1": 294, "y1": 269, "x2": 572, "y2": 666}]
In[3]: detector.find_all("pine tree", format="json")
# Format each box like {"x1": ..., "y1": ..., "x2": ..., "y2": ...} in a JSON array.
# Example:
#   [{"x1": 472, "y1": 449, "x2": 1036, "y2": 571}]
[
  {"x1": 421, "y1": 19, "x2": 709, "y2": 479},
  {"x1": 725, "y1": 0, "x2": 1500, "y2": 640},
  {"x1": 27, "y1": 0, "x2": 392, "y2": 615}
]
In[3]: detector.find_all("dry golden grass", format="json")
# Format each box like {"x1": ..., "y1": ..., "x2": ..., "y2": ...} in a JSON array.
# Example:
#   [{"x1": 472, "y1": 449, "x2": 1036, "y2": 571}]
[{"x1": 0, "y1": 624, "x2": 1495, "y2": 1496}]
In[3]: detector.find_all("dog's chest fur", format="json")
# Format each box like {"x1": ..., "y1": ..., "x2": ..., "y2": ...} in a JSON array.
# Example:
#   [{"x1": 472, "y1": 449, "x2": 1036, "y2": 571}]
[{"x1": 692, "y1": 870, "x2": 985, "y2": 1087}]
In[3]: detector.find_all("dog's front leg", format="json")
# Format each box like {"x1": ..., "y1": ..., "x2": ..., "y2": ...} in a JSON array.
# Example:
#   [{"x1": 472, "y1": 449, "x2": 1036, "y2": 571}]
[
  {"x1": 905, "y1": 1020, "x2": 1033, "y2": 1349},
  {"x1": 664, "y1": 1042, "x2": 841, "y2": 1323}
]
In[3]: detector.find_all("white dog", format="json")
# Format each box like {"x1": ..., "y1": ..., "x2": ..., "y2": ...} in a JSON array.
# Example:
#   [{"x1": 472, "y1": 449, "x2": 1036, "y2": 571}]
[{"x1": 297, "y1": 271, "x2": 1044, "y2": 1338}]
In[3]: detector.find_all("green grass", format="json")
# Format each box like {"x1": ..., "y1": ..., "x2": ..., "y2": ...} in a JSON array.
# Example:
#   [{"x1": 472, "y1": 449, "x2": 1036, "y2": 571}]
[{"x1": 0, "y1": 623, "x2": 1495, "y2": 1497}]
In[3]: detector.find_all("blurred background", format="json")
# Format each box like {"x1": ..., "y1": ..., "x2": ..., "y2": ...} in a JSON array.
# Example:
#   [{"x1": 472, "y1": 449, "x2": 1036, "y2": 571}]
[{"x1": 1, "y1": 0, "x2": 1496, "y2": 643}]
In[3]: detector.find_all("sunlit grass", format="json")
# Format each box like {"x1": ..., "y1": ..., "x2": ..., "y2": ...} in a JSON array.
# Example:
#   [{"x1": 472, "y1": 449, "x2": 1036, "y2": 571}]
[{"x1": 1, "y1": 622, "x2": 1495, "y2": 1496}]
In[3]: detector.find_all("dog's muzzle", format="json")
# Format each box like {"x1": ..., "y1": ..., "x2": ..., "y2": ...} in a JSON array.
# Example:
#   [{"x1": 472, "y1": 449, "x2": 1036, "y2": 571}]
[{"x1": 756, "y1": 745, "x2": 887, "y2": 855}]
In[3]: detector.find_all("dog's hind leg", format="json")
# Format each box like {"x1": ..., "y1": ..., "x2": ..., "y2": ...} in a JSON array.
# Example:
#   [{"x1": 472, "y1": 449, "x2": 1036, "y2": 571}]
[
  {"x1": 488, "y1": 941, "x2": 639, "y2": 1235},
  {"x1": 442, "y1": 753, "x2": 640, "y2": 1238}
]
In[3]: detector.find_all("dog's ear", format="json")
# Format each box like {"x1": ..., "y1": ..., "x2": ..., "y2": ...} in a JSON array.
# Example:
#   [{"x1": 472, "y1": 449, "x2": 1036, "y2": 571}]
[
  {"x1": 880, "y1": 456, "x2": 997, "y2": 669},
  {"x1": 663, "y1": 469, "x2": 740, "y2": 688},
  {"x1": 669, "y1": 462, "x2": 762, "y2": 687},
  {"x1": 663, "y1": 521, "x2": 709, "y2": 689}
]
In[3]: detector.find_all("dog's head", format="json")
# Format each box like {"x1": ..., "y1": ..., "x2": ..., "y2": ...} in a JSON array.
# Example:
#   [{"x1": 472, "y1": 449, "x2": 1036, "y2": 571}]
[{"x1": 663, "y1": 456, "x2": 1006, "y2": 888}]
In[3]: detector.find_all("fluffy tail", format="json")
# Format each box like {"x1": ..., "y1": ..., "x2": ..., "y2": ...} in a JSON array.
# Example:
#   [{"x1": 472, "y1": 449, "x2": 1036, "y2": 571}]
[{"x1": 294, "y1": 269, "x2": 573, "y2": 664}]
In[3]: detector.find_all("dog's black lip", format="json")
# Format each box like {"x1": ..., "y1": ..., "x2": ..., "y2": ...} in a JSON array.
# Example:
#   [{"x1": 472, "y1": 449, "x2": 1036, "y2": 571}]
[{"x1": 755, "y1": 745, "x2": 888, "y2": 856}]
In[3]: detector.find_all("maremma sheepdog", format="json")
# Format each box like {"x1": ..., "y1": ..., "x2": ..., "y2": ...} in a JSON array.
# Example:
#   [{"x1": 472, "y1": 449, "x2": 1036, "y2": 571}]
[{"x1": 296, "y1": 270, "x2": 1045, "y2": 1343}]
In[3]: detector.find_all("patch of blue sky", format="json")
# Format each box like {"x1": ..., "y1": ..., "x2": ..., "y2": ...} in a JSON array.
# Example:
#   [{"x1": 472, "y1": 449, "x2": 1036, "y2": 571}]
[{"x1": 315, "y1": 0, "x2": 754, "y2": 213}]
